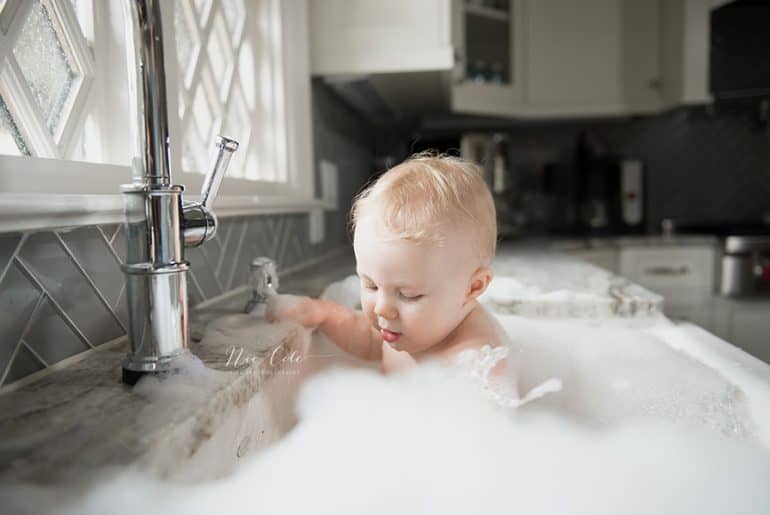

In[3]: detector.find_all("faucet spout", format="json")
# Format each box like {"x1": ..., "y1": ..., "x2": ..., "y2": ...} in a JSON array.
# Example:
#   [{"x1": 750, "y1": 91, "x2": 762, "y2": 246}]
[
  {"x1": 120, "y1": 0, "x2": 238, "y2": 384},
  {"x1": 123, "y1": 0, "x2": 172, "y2": 186}
]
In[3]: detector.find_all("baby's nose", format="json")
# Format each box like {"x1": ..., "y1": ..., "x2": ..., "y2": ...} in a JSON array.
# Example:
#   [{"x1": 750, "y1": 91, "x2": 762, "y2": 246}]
[{"x1": 374, "y1": 296, "x2": 397, "y2": 320}]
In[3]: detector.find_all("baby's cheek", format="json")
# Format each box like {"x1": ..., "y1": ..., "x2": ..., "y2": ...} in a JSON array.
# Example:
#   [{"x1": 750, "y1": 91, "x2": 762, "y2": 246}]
[
  {"x1": 411, "y1": 303, "x2": 457, "y2": 337},
  {"x1": 360, "y1": 297, "x2": 375, "y2": 322}
]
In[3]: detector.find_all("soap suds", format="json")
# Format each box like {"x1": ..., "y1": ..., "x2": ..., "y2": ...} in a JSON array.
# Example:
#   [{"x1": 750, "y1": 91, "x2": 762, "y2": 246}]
[{"x1": 4, "y1": 362, "x2": 769, "y2": 515}]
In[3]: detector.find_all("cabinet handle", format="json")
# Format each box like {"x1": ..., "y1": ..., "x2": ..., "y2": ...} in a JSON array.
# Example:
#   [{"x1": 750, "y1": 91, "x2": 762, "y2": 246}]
[
  {"x1": 454, "y1": 49, "x2": 463, "y2": 65},
  {"x1": 644, "y1": 265, "x2": 689, "y2": 276}
]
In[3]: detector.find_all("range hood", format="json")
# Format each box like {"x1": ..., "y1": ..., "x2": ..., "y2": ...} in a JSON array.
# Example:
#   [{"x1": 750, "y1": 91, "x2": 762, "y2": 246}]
[{"x1": 323, "y1": 71, "x2": 452, "y2": 124}]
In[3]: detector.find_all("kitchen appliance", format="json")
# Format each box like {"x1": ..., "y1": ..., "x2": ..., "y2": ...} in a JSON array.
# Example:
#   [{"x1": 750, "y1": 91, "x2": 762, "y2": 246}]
[
  {"x1": 722, "y1": 236, "x2": 770, "y2": 296},
  {"x1": 674, "y1": 221, "x2": 770, "y2": 297},
  {"x1": 543, "y1": 157, "x2": 646, "y2": 235},
  {"x1": 574, "y1": 133, "x2": 646, "y2": 235},
  {"x1": 460, "y1": 132, "x2": 513, "y2": 193},
  {"x1": 459, "y1": 132, "x2": 519, "y2": 237},
  {"x1": 710, "y1": 0, "x2": 770, "y2": 99}
]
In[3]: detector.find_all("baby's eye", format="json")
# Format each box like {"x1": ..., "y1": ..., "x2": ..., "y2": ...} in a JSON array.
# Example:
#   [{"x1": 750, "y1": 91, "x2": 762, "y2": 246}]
[
  {"x1": 400, "y1": 293, "x2": 423, "y2": 301},
  {"x1": 364, "y1": 283, "x2": 378, "y2": 291}
]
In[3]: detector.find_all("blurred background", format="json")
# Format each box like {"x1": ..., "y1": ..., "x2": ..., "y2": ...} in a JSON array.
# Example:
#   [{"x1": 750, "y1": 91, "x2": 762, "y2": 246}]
[{"x1": 313, "y1": 0, "x2": 770, "y2": 239}]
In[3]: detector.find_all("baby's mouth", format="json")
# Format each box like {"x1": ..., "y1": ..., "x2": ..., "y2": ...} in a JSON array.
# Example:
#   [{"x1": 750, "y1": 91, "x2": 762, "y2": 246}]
[{"x1": 380, "y1": 328, "x2": 401, "y2": 343}]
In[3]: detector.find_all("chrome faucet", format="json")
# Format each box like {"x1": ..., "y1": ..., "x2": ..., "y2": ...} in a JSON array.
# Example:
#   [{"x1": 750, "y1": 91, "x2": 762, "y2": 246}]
[
  {"x1": 244, "y1": 257, "x2": 279, "y2": 314},
  {"x1": 120, "y1": 0, "x2": 238, "y2": 384}
]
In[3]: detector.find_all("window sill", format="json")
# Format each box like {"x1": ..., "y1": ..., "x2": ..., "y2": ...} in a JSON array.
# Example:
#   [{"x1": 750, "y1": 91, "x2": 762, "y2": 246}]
[{"x1": 0, "y1": 194, "x2": 336, "y2": 233}]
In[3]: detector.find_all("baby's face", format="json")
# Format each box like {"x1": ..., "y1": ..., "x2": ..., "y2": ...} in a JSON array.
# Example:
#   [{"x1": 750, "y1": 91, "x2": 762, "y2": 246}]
[{"x1": 353, "y1": 216, "x2": 478, "y2": 355}]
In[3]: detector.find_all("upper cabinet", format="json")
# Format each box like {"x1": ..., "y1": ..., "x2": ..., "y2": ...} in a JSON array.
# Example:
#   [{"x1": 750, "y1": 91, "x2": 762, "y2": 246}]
[
  {"x1": 309, "y1": 0, "x2": 714, "y2": 119},
  {"x1": 658, "y1": 0, "x2": 717, "y2": 108},
  {"x1": 450, "y1": 0, "x2": 525, "y2": 116},
  {"x1": 309, "y1": 0, "x2": 454, "y2": 75},
  {"x1": 520, "y1": 0, "x2": 660, "y2": 117}
]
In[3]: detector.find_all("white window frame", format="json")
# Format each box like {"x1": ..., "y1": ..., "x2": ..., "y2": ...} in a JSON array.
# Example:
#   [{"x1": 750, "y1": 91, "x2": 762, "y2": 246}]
[
  {"x1": 0, "y1": 0, "x2": 94, "y2": 159},
  {"x1": 0, "y1": 0, "x2": 326, "y2": 233}
]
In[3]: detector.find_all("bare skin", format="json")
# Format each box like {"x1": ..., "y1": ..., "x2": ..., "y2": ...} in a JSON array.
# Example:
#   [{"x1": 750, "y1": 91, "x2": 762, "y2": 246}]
[{"x1": 266, "y1": 213, "x2": 507, "y2": 377}]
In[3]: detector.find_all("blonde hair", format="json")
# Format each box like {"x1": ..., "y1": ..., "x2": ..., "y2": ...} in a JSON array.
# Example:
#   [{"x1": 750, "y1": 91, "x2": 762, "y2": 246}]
[{"x1": 351, "y1": 152, "x2": 497, "y2": 265}]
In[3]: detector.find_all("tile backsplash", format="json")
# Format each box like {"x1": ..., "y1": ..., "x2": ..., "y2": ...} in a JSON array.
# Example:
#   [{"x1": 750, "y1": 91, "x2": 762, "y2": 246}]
[
  {"x1": 413, "y1": 105, "x2": 770, "y2": 232},
  {"x1": 0, "y1": 215, "x2": 324, "y2": 386},
  {"x1": 505, "y1": 106, "x2": 770, "y2": 230},
  {"x1": 0, "y1": 80, "x2": 374, "y2": 388}
]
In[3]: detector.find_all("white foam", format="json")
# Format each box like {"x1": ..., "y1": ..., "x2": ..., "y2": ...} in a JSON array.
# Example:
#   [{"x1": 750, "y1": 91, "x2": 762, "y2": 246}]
[
  {"x1": 8, "y1": 362, "x2": 769, "y2": 515},
  {"x1": 320, "y1": 274, "x2": 361, "y2": 309},
  {"x1": 5, "y1": 273, "x2": 769, "y2": 514},
  {"x1": 496, "y1": 315, "x2": 753, "y2": 437},
  {"x1": 133, "y1": 354, "x2": 228, "y2": 402}
]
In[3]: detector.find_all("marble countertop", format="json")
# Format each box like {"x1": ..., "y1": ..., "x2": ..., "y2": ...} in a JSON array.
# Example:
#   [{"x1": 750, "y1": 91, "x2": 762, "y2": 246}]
[
  {"x1": 0, "y1": 256, "x2": 357, "y2": 485},
  {"x1": 548, "y1": 234, "x2": 719, "y2": 251},
  {"x1": 0, "y1": 305, "x2": 299, "y2": 484},
  {"x1": 0, "y1": 245, "x2": 668, "y2": 484},
  {"x1": 484, "y1": 244, "x2": 663, "y2": 318}
]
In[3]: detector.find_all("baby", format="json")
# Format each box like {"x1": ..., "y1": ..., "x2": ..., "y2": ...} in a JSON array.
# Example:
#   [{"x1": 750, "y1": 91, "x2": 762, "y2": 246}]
[{"x1": 267, "y1": 153, "x2": 509, "y2": 379}]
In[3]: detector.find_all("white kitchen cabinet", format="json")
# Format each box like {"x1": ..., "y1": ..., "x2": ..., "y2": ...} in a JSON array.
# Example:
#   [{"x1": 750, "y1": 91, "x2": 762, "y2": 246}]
[
  {"x1": 618, "y1": 245, "x2": 717, "y2": 305},
  {"x1": 309, "y1": 0, "x2": 713, "y2": 119},
  {"x1": 450, "y1": 0, "x2": 525, "y2": 117},
  {"x1": 453, "y1": 0, "x2": 659, "y2": 118},
  {"x1": 309, "y1": 0, "x2": 454, "y2": 75},
  {"x1": 659, "y1": 0, "x2": 719, "y2": 108},
  {"x1": 522, "y1": 0, "x2": 660, "y2": 117}
]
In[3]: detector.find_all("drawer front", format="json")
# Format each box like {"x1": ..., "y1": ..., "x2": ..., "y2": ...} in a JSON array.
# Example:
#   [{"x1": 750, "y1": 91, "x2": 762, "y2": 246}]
[{"x1": 619, "y1": 246, "x2": 716, "y2": 300}]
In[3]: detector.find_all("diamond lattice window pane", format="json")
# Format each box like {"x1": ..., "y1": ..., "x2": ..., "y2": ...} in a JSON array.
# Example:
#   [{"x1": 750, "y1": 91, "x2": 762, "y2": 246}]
[
  {"x1": 223, "y1": 85, "x2": 249, "y2": 178},
  {"x1": 238, "y1": 41, "x2": 256, "y2": 109},
  {"x1": 193, "y1": 0, "x2": 211, "y2": 23},
  {"x1": 182, "y1": 123, "x2": 205, "y2": 173},
  {"x1": 174, "y1": 0, "x2": 198, "y2": 82},
  {"x1": 244, "y1": 151, "x2": 258, "y2": 181},
  {"x1": 191, "y1": 85, "x2": 213, "y2": 143},
  {"x1": 223, "y1": 89, "x2": 249, "y2": 178},
  {"x1": 224, "y1": 85, "x2": 249, "y2": 141},
  {"x1": 221, "y1": 0, "x2": 245, "y2": 44},
  {"x1": 13, "y1": 0, "x2": 78, "y2": 135},
  {"x1": 207, "y1": 14, "x2": 232, "y2": 86},
  {"x1": 178, "y1": 87, "x2": 186, "y2": 118},
  {"x1": 0, "y1": 95, "x2": 30, "y2": 156}
]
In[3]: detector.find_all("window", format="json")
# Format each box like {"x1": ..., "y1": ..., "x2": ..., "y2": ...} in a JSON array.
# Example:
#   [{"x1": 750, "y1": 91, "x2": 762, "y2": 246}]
[
  {"x1": 0, "y1": 0, "x2": 316, "y2": 230},
  {"x1": 0, "y1": 0, "x2": 93, "y2": 159},
  {"x1": 173, "y1": 0, "x2": 295, "y2": 189}
]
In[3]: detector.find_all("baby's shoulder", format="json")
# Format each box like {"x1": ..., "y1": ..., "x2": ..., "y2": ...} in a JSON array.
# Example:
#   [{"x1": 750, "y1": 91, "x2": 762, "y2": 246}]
[{"x1": 450, "y1": 303, "x2": 505, "y2": 349}]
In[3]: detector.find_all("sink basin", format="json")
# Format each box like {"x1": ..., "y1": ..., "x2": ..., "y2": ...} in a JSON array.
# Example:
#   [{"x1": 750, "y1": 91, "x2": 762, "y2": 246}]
[
  {"x1": 4, "y1": 247, "x2": 770, "y2": 515},
  {"x1": 139, "y1": 312, "x2": 376, "y2": 482},
  {"x1": 143, "y1": 307, "x2": 770, "y2": 487},
  {"x1": 3, "y1": 289, "x2": 770, "y2": 515}
]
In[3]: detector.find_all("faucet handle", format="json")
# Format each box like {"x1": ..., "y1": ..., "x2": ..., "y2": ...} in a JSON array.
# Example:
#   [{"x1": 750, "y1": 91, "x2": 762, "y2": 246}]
[
  {"x1": 245, "y1": 257, "x2": 279, "y2": 313},
  {"x1": 201, "y1": 136, "x2": 239, "y2": 210},
  {"x1": 183, "y1": 136, "x2": 239, "y2": 248}
]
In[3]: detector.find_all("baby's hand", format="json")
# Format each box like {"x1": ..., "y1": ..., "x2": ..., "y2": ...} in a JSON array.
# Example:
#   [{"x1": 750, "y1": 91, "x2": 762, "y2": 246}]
[
  {"x1": 265, "y1": 294, "x2": 323, "y2": 328},
  {"x1": 380, "y1": 342, "x2": 418, "y2": 375}
]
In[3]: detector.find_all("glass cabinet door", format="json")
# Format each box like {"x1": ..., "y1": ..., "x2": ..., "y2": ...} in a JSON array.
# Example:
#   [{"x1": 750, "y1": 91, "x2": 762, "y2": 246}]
[
  {"x1": 464, "y1": 0, "x2": 512, "y2": 86},
  {"x1": 451, "y1": 0, "x2": 523, "y2": 116}
]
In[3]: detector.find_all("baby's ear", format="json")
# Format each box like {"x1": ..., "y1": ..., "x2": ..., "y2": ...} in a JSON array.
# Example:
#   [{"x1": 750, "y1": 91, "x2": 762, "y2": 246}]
[{"x1": 466, "y1": 266, "x2": 493, "y2": 302}]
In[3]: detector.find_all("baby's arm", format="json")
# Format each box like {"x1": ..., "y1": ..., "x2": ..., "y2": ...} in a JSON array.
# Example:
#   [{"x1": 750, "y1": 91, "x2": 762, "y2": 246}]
[{"x1": 266, "y1": 294, "x2": 383, "y2": 361}]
